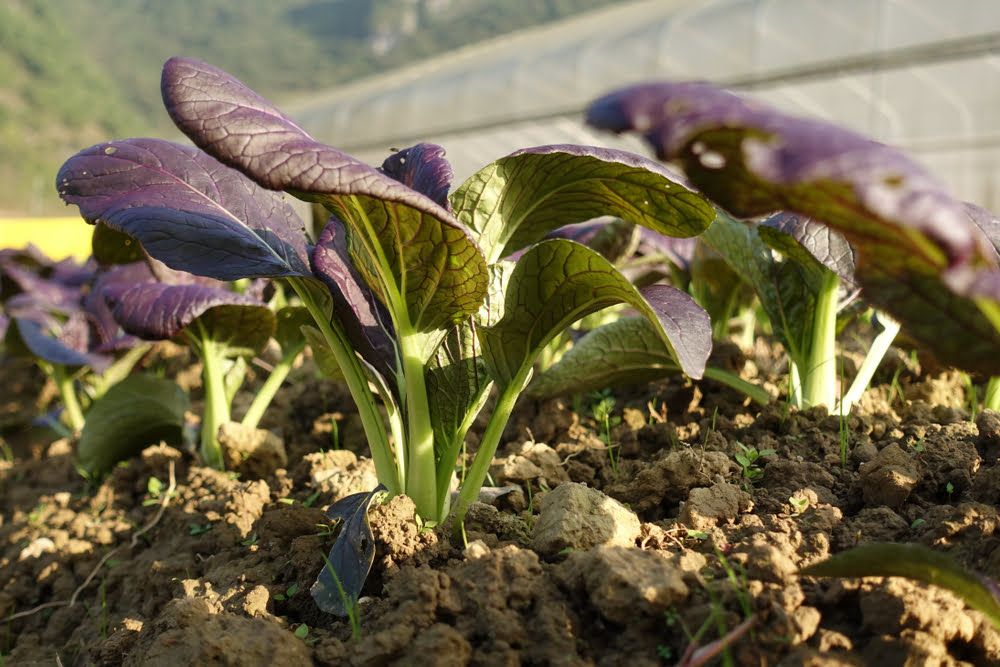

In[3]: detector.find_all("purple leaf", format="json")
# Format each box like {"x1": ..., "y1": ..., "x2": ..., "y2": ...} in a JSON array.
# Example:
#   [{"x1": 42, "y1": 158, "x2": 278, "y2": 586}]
[
  {"x1": 636, "y1": 229, "x2": 697, "y2": 272},
  {"x1": 0, "y1": 260, "x2": 81, "y2": 311},
  {"x1": 105, "y1": 281, "x2": 275, "y2": 353},
  {"x1": 11, "y1": 316, "x2": 109, "y2": 371},
  {"x1": 379, "y1": 143, "x2": 453, "y2": 210},
  {"x1": 313, "y1": 219, "x2": 398, "y2": 382},
  {"x1": 586, "y1": 82, "x2": 981, "y2": 268},
  {"x1": 85, "y1": 262, "x2": 156, "y2": 348},
  {"x1": 587, "y1": 81, "x2": 1000, "y2": 374},
  {"x1": 311, "y1": 485, "x2": 386, "y2": 616},
  {"x1": 162, "y1": 56, "x2": 487, "y2": 331},
  {"x1": 58, "y1": 138, "x2": 310, "y2": 281},
  {"x1": 760, "y1": 213, "x2": 856, "y2": 286}
]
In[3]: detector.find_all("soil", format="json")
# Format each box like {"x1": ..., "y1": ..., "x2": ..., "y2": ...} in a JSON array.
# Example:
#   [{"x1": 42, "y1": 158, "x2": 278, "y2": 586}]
[{"x1": 3, "y1": 341, "x2": 1000, "y2": 666}]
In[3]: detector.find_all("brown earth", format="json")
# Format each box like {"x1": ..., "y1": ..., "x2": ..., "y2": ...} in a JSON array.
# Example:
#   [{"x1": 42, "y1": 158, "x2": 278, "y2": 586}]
[{"x1": 2, "y1": 343, "x2": 1000, "y2": 666}]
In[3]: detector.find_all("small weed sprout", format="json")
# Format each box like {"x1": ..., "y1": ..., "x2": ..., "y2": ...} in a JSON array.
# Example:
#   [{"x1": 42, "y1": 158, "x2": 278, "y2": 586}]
[
  {"x1": 142, "y1": 475, "x2": 176, "y2": 507},
  {"x1": 590, "y1": 390, "x2": 622, "y2": 475},
  {"x1": 734, "y1": 443, "x2": 774, "y2": 482},
  {"x1": 188, "y1": 522, "x2": 212, "y2": 536},
  {"x1": 788, "y1": 495, "x2": 810, "y2": 514},
  {"x1": 273, "y1": 582, "x2": 299, "y2": 601},
  {"x1": 946, "y1": 481, "x2": 955, "y2": 502}
]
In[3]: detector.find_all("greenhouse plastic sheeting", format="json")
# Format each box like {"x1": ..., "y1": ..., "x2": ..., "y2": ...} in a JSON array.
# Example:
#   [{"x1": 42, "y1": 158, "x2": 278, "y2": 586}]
[{"x1": 286, "y1": 0, "x2": 1000, "y2": 210}]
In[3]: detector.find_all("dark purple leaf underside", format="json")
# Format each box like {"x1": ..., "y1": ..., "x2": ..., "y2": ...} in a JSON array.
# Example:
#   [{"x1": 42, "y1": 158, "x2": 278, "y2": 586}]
[
  {"x1": 86, "y1": 262, "x2": 155, "y2": 347},
  {"x1": 0, "y1": 261, "x2": 81, "y2": 311},
  {"x1": 586, "y1": 81, "x2": 1000, "y2": 374},
  {"x1": 313, "y1": 219, "x2": 398, "y2": 381},
  {"x1": 13, "y1": 316, "x2": 109, "y2": 370},
  {"x1": 311, "y1": 485, "x2": 386, "y2": 616},
  {"x1": 58, "y1": 138, "x2": 310, "y2": 281},
  {"x1": 637, "y1": 228, "x2": 698, "y2": 272},
  {"x1": 379, "y1": 143, "x2": 453, "y2": 210},
  {"x1": 161, "y1": 56, "x2": 487, "y2": 331}
]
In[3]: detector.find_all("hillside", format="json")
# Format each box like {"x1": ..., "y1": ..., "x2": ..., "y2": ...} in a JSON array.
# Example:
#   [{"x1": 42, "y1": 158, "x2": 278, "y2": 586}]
[{"x1": 0, "y1": 0, "x2": 627, "y2": 216}]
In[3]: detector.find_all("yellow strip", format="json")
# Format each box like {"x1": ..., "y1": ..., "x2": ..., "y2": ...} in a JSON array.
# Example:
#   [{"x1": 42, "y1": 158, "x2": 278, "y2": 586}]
[{"x1": 0, "y1": 218, "x2": 91, "y2": 261}]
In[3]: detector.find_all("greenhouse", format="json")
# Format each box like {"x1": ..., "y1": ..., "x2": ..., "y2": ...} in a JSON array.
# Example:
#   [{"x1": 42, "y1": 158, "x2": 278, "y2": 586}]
[{"x1": 289, "y1": 0, "x2": 1000, "y2": 210}]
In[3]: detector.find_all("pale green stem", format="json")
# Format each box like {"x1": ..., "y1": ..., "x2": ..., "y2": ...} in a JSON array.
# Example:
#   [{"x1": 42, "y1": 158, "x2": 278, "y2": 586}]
[
  {"x1": 399, "y1": 331, "x2": 437, "y2": 520},
  {"x1": 736, "y1": 306, "x2": 756, "y2": 352},
  {"x1": 801, "y1": 272, "x2": 840, "y2": 410},
  {"x1": 838, "y1": 313, "x2": 901, "y2": 413},
  {"x1": 224, "y1": 356, "x2": 248, "y2": 405},
  {"x1": 241, "y1": 339, "x2": 306, "y2": 430},
  {"x1": 52, "y1": 364, "x2": 85, "y2": 434},
  {"x1": 288, "y1": 278, "x2": 401, "y2": 495},
  {"x1": 985, "y1": 377, "x2": 1000, "y2": 412},
  {"x1": 788, "y1": 361, "x2": 803, "y2": 409},
  {"x1": 976, "y1": 298, "x2": 1000, "y2": 336},
  {"x1": 703, "y1": 367, "x2": 770, "y2": 406},
  {"x1": 199, "y1": 335, "x2": 230, "y2": 469},
  {"x1": 88, "y1": 342, "x2": 152, "y2": 400},
  {"x1": 453, "y1": 370, "x2": 529, "y2": 530}
]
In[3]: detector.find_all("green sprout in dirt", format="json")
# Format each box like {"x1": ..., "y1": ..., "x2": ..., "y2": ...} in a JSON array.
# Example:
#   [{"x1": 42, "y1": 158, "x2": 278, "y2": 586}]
[
  {"x1": 590, "y1": 389, "x2": 622, "y2": 475},
  {"x1": 788, "y1": 494, "x2": 810, "y2": 514},
  {"x1": 733, "y1": 443, "x2": 774, "y2": 483}
]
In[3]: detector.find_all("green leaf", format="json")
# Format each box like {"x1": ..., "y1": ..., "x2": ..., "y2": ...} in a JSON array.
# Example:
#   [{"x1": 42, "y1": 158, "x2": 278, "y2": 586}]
[
  {"x1": 452, "y1": 145, "x2": 715, "y2": 263},
  {"x1": 478, "y1": 239, "x2": 711, "y2": 388},
  {"x1": 688, "y1": 242, "x2": 754, "y2": 337},
  {"x1": 77, "y1": 373, "x2": 189, "y2": 476},
  {"x1": 528, "y1": 316, "x2": 681, "y2": 397},
  {"x1": 701, "y1": 215, "x2": 821, "y2": 365},
  {"x1": 91, "y1": 222, "x2": 144, "y2": 265},
  {"x1": 301, "y1": 325, "x2": 345, "y2": 381},
  {"x1": 426, "y1": 321, "x2": 493, "y2": 472},
  {"x1": 320, "y1": 197, "x2": 488, "y2": 333},
  {"x1": 194, "y1": 304, "x2": 275, "y2": 357},
  {"x1": 274, "y1": 306, "x2": 312, "y2": 353},
  {"x1": 802, "y1": 543, "x2": 1000, "y2": 630}
]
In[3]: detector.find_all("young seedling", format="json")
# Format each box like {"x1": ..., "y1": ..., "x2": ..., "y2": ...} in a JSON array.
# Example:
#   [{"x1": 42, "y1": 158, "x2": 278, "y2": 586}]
[
  {"x1": 788, "y1": 494, "x2": 810, "y2": 514},
  {"x1": 733, "y1": 443, "x2": 774, "y2": 483},
  {"x1": 590, "y1": 389, "x2": 622, "y2": 475},
  {"x1": 59, "y1": 58, "x2": 720, "y2": 615}
]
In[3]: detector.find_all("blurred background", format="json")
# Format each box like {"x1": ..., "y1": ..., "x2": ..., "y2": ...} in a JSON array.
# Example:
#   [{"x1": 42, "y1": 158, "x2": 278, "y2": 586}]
[{"x1": 2, "y1": 0, "x2": 999, "y2": 254}]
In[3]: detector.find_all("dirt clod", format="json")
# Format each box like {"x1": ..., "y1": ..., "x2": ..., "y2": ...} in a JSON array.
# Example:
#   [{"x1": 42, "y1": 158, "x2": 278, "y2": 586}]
[
  {"x1": 218, "y1": 421, "x2": 287, "y2": 478},
  {"x1": 859, "y1": 442, "x2": 919, "y2": 508},
  {"x1": 564, "y1": 545, "x2": 689, "y2": 624},
  {"x1": 531, "y1": 482, "x2": 640, "y2": 556},
  {"x1": 679, "y1": 481, "x2": 753, "y2": 530}
]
